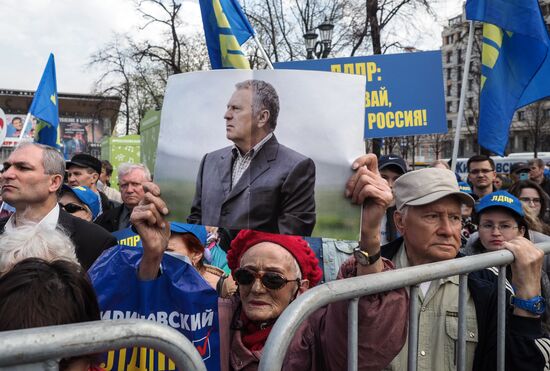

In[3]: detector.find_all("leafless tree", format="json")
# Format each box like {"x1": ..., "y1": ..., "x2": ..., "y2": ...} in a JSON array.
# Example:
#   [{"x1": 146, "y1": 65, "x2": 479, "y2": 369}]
[
  {"x1": 524, "y1": 101, "x2": 550, "y2": 157},
  {"x1": 423, "y1": 133, "x2": 452, "y2": 159},
  {"x1": 243, "y1": 0, "x2": 435, "y2": 66},
  {"x1": 243, "y1": 0, "x2": 349, "y2": 65},
  {"x1": 89, "y1": 0, "x2": 208, "y2": 135},
  {"x1": 89, "y1": 36, "x2": 135, "y2": 135}
]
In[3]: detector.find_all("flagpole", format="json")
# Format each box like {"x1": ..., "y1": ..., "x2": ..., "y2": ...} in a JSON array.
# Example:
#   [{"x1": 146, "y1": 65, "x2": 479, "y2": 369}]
[
  {"x1": 16, "y1": 112, "x2": 33, "y2": 148},
  {"x1": 252, "y1": 35, "x2": 274, "y2": 70},
  {"x1": 451, "y1": 21, "x2": 475, "y2": 173}
]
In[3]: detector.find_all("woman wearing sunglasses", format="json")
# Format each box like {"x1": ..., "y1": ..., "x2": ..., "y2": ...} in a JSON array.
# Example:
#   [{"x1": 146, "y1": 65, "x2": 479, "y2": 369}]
[
  {"x1": 464, "y1": 191, "x2": 550, "y2": 334},
  {"x1": 212, "y1": 228, "x2": 407, "y2": 371},
  {"x1": 59, "y1": 185, "x2": 101, "y2": 222}
]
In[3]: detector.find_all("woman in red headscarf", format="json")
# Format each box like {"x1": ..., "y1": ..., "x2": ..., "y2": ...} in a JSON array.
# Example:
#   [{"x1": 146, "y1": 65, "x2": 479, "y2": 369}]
[{"x1": 216, "y1": 229, "x2": 408, "y2": 371}]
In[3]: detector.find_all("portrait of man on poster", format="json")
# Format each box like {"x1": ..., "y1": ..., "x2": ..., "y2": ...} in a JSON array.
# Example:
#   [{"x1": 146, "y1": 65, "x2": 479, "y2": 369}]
[{"x1": 187, "y1": 79, "x2": 316, "y2": 236}]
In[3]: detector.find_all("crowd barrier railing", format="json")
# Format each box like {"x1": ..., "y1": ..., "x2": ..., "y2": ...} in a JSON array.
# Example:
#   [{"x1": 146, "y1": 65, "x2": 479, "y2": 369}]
[
  {"x1": 0, "y1": 319, "x2": 207, "y2": 371},
  {"x1": 259, "y1": 242, "x2": 550, "y2": 371}
]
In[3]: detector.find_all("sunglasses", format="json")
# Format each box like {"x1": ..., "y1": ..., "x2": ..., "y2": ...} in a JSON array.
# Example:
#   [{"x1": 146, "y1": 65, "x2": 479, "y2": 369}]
[
  {"x1": 234, "y1": 268, "x2": 300, "y2": 290},
  {"x1": 59, "y1": 202, "x2": 88, "y2": 214}
]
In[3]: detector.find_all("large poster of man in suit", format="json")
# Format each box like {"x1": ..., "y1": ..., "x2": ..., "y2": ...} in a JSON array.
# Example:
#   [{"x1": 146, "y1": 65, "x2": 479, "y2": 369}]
[{"x1": 155, "y1": 69, "x2": 365, "y2": 239}]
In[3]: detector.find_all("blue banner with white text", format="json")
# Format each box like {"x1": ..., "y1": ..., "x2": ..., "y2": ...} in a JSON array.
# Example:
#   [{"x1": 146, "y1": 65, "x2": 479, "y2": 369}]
[{"x1": 275, "y1": 51, "x2": 447, "y2": 139}]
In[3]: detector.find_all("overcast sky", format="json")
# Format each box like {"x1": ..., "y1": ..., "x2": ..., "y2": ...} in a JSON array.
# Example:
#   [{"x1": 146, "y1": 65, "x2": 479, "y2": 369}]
[{"x1": 0, "y1": 0, "x2": 463, "y2": 95}]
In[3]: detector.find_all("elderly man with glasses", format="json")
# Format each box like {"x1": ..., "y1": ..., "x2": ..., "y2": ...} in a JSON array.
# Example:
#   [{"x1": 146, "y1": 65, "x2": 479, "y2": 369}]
[{"x1": 363, "y1": 162, "x2": 550, "y2": 370}]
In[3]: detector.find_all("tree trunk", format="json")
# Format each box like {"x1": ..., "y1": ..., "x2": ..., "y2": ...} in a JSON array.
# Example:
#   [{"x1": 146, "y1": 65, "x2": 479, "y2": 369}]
[
  {"x1": 367, "y1": 0, "x2": 382, "y2": 156},
  {"x1": 535, "y1": 120, "x2": 540, "y2": 158}
]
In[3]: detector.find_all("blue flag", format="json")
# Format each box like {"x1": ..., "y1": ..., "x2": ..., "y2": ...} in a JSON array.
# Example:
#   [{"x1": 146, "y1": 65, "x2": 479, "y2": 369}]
[
  {"x1": 466, "y1": 0, "x2": 550, "y2": 155},
  {"x1": 29, "y1": 53, "x2": 60, "y2": 148},
  {"x1": 198, "y1": 0, "x2": 254, "y2": 69}
]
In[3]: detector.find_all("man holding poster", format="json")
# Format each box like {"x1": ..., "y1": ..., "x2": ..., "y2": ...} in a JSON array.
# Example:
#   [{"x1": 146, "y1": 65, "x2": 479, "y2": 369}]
[{"x1": 188, "y1": 79, "x2": 316, "y2": 236}]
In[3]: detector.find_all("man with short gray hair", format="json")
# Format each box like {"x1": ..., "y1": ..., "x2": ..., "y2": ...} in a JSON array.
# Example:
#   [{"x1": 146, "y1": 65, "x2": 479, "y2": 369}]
[
  {"x1": 0, "y1": 143, "x2": 116, "y2": 269},
  {"x1": 95, "y1": 163, "x2": 152, "y2": 232},
  {"x1": 348, "y1": 158, "x2": 550, "y2": 370},
  {"x1": 0, "y1": 224, "x2": 78, "y2": 276},
  {"x1": 188, "y1": 79, "x2": 316, "y2": 235}
]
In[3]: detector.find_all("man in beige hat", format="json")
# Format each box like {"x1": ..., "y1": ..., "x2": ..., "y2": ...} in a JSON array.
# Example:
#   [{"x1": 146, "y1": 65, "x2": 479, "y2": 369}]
[{"x1": 347, "y1": 156, "x2": 549, "y2": 370}]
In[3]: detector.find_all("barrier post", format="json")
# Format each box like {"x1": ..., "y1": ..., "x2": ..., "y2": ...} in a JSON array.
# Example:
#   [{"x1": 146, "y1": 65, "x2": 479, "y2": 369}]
[
  {"x1": 348, "y1": 298, "x2": 359, "y2": 371},
  {"x1": 0, "y1": 320, "x2": 206, "y2": 371},
  {"x1": 407, "y1": 285, "x2": 420, "y2": 371},
  {"x1": 457, "y1": 274, "x2": 468, "y2": 371},
  {"x1": 497, "y1": 266, "x2": 507, "y2": 371}
]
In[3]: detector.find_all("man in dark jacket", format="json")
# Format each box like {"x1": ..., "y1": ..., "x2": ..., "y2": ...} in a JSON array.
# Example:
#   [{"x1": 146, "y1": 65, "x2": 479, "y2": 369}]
[
  {"x1": 0, "y1": 143, "x2": 116, "y2": 269},
  {"x1": 378, "y1": 154, "x2": 407, "y2": 244},
  {"x1": 349, "y1": 157, "x2": 550, "y2": 370},
  {"x1": 95, "y1": 163, "x2": 151, "y2": 232}
]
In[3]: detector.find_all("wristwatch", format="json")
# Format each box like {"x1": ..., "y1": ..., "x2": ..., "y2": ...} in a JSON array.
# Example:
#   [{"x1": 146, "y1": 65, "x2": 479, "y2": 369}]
[
  {"x1": 510, "y1": 295, "x2": 546, "y2": 315},
  {"x1": 353, "y1": 246, "x2": 381, "y2": 266}
]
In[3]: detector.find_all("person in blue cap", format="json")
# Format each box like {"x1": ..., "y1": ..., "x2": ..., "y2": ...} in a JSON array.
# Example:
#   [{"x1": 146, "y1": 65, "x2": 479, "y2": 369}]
[
  {"x1": 465, "y1": 191, "x2": 550, "y2": 333},
  {"x1": 59, "y1": 185, "x2": 101, "y2": 222},
  {"x1": 470, "y1": 191, "x2": 529, "y2": 253},
  {"x1": 167, "y1": 222, "x2": 236, "y2": 298}
]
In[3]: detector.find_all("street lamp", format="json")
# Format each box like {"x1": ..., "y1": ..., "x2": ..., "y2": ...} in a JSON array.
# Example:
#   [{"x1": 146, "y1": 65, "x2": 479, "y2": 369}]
[{"x1": 304, "y1": 18, "x2": 335, "y2": 59}]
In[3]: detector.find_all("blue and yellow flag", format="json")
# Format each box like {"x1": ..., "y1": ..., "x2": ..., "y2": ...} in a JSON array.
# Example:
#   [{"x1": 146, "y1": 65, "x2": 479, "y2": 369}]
[
  {"x1": 198, "y1": 0, "x2": 254, "y2": 69},
  {"x1": 466, "y1": 0, "x2": 550, "y2": 155},
  {"x1": 29, "y1": 53, "x2": 60, "y2": 148}
]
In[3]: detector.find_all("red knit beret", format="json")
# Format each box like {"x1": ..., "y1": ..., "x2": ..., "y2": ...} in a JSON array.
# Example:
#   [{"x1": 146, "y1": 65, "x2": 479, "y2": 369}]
[{"x1": 227, "y1": 230, "x2": 323, "y2": 287}]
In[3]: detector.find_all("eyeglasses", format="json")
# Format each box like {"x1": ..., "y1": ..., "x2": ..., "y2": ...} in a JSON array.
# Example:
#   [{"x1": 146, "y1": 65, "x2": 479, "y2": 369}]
[
  {"x1": 470, "y1": 168, "x2": 493, "y2": 175},
  {"x1": 59, "y1": 202, "x2": 88, "y2": 214},
  {"x1": 234, "y1": 268, "x2": 300, "y2": 290},
  {"x1": 479, "y1": 223, "x2": 518, "y2": 232},
  {"x1": 519, "y1": 197, "x2": 541, "y2": 204}
]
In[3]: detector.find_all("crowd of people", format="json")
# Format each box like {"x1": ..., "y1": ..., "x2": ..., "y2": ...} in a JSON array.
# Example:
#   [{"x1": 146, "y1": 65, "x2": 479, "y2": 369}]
[{"x1": 1, "y1": 85, "x2": 550, "y2": 370}]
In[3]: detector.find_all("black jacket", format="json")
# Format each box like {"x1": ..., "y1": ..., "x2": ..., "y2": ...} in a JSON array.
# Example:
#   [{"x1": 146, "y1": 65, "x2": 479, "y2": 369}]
[
  {"x1": 382, "y1": 237, "x2": 550, "y2": 370},
  {"x1": 94, "y1": 204, "x2": 126, "y2": 233},
  {"x1": 99, "y1": 190, "x2": 117, "y2": 213},
  {"x1": 0, "y1": 210, "x2": 117, "y2": 270},
  {"x1": 385, "y1": 206, "x2": 399, "y2": 242}
]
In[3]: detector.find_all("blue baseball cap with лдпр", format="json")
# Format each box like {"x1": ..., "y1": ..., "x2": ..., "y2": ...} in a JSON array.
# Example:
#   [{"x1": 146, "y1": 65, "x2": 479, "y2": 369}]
[{"x1": 475, "y1": 191, "x2": 524, "y2": 218}]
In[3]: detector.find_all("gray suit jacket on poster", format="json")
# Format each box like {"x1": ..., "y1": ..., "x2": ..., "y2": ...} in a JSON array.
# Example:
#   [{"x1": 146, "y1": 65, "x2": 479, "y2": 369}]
[{"x1": 187, "y1": 135, "x2": 316, "y2": 235}]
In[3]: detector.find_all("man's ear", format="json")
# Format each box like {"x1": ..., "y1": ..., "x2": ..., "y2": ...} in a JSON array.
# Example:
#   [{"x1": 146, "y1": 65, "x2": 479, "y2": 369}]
[
  {"x1": 91, "y1": 172, "x2": 99, "y2": 183},
  {"x1": 256, "y1": 109, "x2": 270, "y2": 130},
  {"x1": 394, "y1": 210, "x2": 406, "y2": 235},
  {"x1": 49, "y1": 174, "x2": 63, "y2": 193}
]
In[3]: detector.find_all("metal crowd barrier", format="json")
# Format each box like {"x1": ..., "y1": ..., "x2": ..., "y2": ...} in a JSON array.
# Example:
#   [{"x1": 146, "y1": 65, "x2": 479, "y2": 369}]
[
  {"x1": 0, "y1": 319, "x2": 207, "y2": 371},
  {"x1": 259, "y1": 242, "x2": 550, "y2": 371}
]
